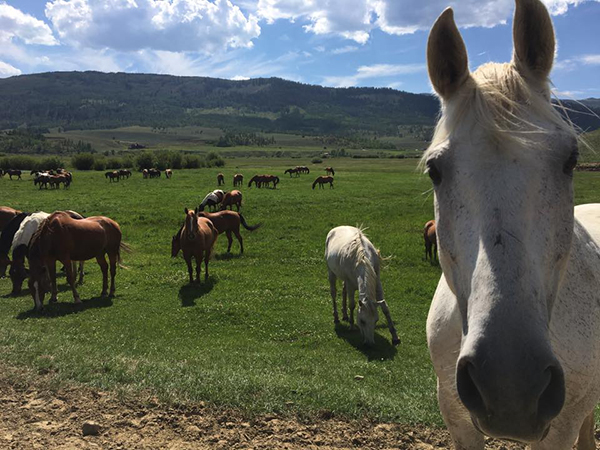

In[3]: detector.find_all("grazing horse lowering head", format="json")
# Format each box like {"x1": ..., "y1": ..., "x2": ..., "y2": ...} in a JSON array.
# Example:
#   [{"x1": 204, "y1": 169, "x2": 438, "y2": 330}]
[
  {"x1": 424, "y1": 0, "x2": 578, "y2": 442},
  {"x1": 184, "y1": 208, "x2": 199, "y2": 241}
]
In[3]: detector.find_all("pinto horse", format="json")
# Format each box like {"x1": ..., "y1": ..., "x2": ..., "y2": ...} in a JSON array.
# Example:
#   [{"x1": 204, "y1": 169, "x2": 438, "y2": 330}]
[
  {"x1": 27, "y1": 211, "x2": 127, "y2": 310},
  {"x1": 199, "y1": 190, "x2": 225, "y2": 211},
  {"x1": 178, "y1": 208, "x2": 218, "y2": 283},
  {"x1": 423, "y1": 220, "x2": 437, "y2": 262},
  {"x1": 233, "y1": 173, "x2": 243, "y2": 187},
  {"x1": 312, "y1": 176, "x2": 334, "y2": 189},
  {"x1": 0, "y1": 212, "x2": 29, "y2": 278},
  {"x1": 221, "y1": 190, "x2": 242, "y2": 211},
  {"x1": 425, "y1": 1, "x2": 600, "y2": 448},
  {"x1": 217, "y1": 173, "x2": 225, "y2": 186},
  {"x1": 325, "y1": 226, "x2": 400, "y2": 346},
  {"x1": 0, "y1": 207, "x2": 21, "y2": 233},
  {"x1": 165, "y1": 169, "x2": 173, "y2": 179},
  {"x1": 196, "y1": 210, "x2": 260, "y2": 254},
  {"x1": 325, "y1": 167, "x2": 335, "y2": 176}
]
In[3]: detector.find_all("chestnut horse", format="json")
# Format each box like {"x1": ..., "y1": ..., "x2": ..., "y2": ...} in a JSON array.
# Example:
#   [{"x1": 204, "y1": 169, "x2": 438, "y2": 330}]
[
  {"x1": 217, "y1": 173, "x2": 225, "y2": 186},
  {"x1": 423, "y1": 220, "x2": 437, "y2": 262},
  {"x1": 196, "y1": 210, "x2": 261, "y2": 254},
  {"x1": 233, "y1": 173, "x2": 244, "y2": 187},
  {"x1": 312, "y1": 176, "x2": 334, "y2": 189},
  {"x1": 221, "y1": 190, "x2": 242, "y2": 211},
  {"x1": 178, "y1": 208, "x2": 218, "y2": 283},
  {"x1": 325, "y1": 167, "x2": 335, "y2": 176},
  {"x1": 0, "y1": 206, "x2": 21, "y2": 232},
  {"x1": 27, "y1": 211, "x2": 127, "y2": 310}
]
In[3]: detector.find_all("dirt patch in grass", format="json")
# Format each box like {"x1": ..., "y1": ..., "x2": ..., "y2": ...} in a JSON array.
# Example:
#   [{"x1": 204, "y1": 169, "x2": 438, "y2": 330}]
[{"x1": 1, "y1": 363, "x2": 596, "y2": 449}]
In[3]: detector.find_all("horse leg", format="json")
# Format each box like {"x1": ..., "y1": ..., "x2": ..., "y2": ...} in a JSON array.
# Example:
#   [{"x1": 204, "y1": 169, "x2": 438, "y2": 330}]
[
  {"x1": 184, "y1": 254, "x2": 194, "y2": 284},
  {"x1": 328, "y1": 271, "x2": 339, "y2": 324},
  {"x1": 97, "y1": 254, "x2": 109, "y2": 297},
  {"x1": 78, "y1": 261, "x2": 85, "y2": 285},
  {"x1": 348, "y1": 289, "x2": 356, "y2": 329},
  {"x1": 234, "y1": 229, "x2": 243, "y2": 254},
  {"x1": 576, "y1": 411, "x2": 596, "y2": 450},
  {"x1": 65, "y1": 259, "x2": 82, "y2": 303},
  {"x1": 48, "y1": 261, "x2": 58, "y2": 303},
  {"x1": 108, "y1": 252, "x2": 117, "y2": 297},
  {"x1": 226, "y1": 230, "x2": 233, "y2": 253},
  {"x1": 196, "y1": 251, "x2": 203, "y2": 282},
  {"x1": 204, "y1": 250, "x2": 210, "y2": 281},
  {"x1": 342, "y1": 282, "x2": 349, "y2": 321},
  {"x1": 433, "y1": 241, "x2": 438, "y2": 261}
]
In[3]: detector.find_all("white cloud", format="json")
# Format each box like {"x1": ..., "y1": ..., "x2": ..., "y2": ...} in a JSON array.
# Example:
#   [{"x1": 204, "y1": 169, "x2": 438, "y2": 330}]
[
  {"x1": 331, "y1": 45, "x2": 359, "y2": 55},
  {"x1": 0, "y1": 59, "x2": 21, "y2": 77},
  {"x1": 323, "y1": 63, "x2": 425, "y2": 87},
  {"x1": 231, "y1": 75, "x2": 250, "y2": 80},
  {"x1": 45, "y1": 0, "x2": 261, "y2": 53},
  {"x1": 554, "y1": 54, "x2": 600, "y2": 71},
  {"x1": 0, "y1": 3, "x2": 57, "y2": 45},
  {"x1": 257, "y1": 0, "x2": 597, "y2": 43}
]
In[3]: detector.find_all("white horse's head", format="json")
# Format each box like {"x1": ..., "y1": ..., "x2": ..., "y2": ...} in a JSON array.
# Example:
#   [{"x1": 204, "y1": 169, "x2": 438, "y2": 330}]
[
  {"x1": 357, "y1": 296, "x2": 379, "y2": 346},
  {"x1": 425, "y1": 0, "x2": 578, "y2": 442}
]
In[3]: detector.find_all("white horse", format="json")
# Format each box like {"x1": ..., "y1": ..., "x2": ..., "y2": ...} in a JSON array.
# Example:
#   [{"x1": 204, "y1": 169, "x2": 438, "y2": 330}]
[
  {"x1": 424, "y1": 0, "x2": 599, "y2": 448},
  {"x1": 325, "y1": 226, "x2": 400, "y2": 346}
]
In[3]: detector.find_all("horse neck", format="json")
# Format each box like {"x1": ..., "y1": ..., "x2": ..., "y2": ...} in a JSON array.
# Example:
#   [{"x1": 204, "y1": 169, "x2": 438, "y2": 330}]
[{"x1": 353, "y1": 240, "x2": 378, "y2": 304}]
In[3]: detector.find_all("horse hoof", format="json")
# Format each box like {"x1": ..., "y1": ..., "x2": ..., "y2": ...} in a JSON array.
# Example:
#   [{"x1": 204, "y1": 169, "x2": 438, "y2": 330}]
[
  {"x1": 334, "y1": 319, "x2": 340, "y2": 324},
  {"x1": 108, "y1": 293, "x2": 115, "y2": 299},
  {"x1": 50, "y1": 297, "x2": 58, "y2": 303},
  {"x1": 392, "y1": 338, "x2": 401, "y2": 346},
  {"x1": 100, "y1": 291, "x2": 108, "y2": 297},
  {"x1": 342, "y1": 316, "x2": 349, "y2": 322},
  {"x1": 74, "y1": 298, "x2": 82, "y2": 304}
]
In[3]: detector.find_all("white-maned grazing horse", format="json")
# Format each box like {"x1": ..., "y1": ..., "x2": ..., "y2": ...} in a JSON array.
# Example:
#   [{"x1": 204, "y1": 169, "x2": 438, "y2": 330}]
[
  {"x1": 325, "y1": 226, "x2": 400, "y2": 346},
  {"x1": 424, "y1": 0, "x2": 599, "y2": 448}
]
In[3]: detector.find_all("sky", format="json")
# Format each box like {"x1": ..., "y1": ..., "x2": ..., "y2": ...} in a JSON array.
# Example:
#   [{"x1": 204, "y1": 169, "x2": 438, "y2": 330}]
[{"x1": 0, "y1": 0, "x2": 598, "y2": 98}]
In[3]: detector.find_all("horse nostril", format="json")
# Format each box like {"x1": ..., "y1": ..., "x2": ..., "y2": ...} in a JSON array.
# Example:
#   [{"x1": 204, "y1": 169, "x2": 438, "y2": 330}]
[
  {"x1": 456, "y1": 358, "x2": 486, "y2": 417},
  {"x1": 537, "y1": 364, "x2": 565, "y2": 423}
]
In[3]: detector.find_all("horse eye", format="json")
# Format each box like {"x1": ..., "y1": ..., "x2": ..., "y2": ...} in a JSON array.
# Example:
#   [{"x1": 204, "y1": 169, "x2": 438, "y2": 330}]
[
  {"x1": 427, "y1": 161, "x2": 442, "y2": 185},
  {"x1": 563, "y1": 150, "x2": 579, "y2": 175}
]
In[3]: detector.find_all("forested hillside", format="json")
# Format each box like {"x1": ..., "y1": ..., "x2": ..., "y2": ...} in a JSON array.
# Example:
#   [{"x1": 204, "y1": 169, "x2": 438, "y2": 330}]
[{"x1": 0, "y1": 71, "x2": 597, "y2": 135}]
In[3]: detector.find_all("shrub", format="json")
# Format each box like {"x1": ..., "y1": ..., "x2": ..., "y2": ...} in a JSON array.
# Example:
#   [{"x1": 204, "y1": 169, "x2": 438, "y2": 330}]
[
  {"x1": 206, "y1": 151, "x2": 225, "y2": 168},
  {"x1": 170, "y1": 152, "x2": 183, "y2": 170},
  {"x1": 121, "y1": 155, "x2": 134, "y2": 169},
  {"x1": 106, "y1": 157, "x2": 122, "y2": 169},
  {"x1": 0, "y1": 155, "x2": 37, "y2": 170},
  {"x1": 136, "y1": 151, "x2": 155, "y2": 170},
  {"x1": 93, "y1": 157, "x2": 106, "y2": 171},
  {"x1": 183, "y1": 155, "x2": 203, "y2": 169},
  {"x1": 72, "y1": 153, "x2": 96, "y2": 170},
  {"x1": 311, "y1": 157, "x2": 323, "y2": 164},
  {"x1": 39, "y1": 156, "x2": 65, "y2": 170}
]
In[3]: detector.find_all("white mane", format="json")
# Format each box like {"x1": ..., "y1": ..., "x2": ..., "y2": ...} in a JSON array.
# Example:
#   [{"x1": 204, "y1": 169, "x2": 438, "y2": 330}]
[
  {"x1": 423, "y1": 62, "x2": 577, "y2": 164},
  {"x1": 345, "y1": 227, "x2": 379, "y2": 307},
  {"x1": 12, "y1": 211, "x2": 50, "y2": 249}
]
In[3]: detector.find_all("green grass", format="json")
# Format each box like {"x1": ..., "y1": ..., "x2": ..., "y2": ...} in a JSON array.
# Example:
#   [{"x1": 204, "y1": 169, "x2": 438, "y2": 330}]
[{"x1": 1, "y1": 158, "x2": 599, "y2": 426}]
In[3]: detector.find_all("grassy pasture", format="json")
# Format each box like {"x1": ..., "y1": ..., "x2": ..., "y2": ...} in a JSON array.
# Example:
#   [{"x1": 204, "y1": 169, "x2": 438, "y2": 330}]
[{"x1": 0, "y1": 158, "x2": 599, "y2": 426}]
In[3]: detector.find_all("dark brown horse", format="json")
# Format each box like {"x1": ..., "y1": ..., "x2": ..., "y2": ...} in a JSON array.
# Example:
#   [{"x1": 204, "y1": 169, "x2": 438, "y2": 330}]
[
  {"x1": 325, "y1": 167, "x2": 335, "y2": 176},
  {"x1": 221, "y1": 190, "x2": 242, "y2": 211},
  {"x1": 217, "y1": 173, "x2": 225, "y2": 186},
  {"x1": 195, "y1": 210, "x2": 260, "y2": 254},
  {"x1": 106, "y1": 171, "x2": 119, "y2": 182},
  {"x1": 285, "y1": 168, "x2": 300, "y2": 177},
  {"x1": 312, "y1": 175, "x2": 334, "y2": 189},
  {"x1": 0, "y1": 212, "x2": 29, "y2": 278},
  {"x1": 27, "y1": 211, "x2": 127, "y2": 310},
  {"x1": 5, "y1": 169, "x2": 22, "y2": 180},
  {"x1": 0, "y1": 206, "x2": 21, "y2": 232},
  {"x1": 178, "y1": 208, "x2": 218, "y2": 283},
  {"x1": 233, "y1": 173, "x2": 243, "y2": 187},
  {"x1": 423, "y1": 220, "x2": 437, "y2": 262}
]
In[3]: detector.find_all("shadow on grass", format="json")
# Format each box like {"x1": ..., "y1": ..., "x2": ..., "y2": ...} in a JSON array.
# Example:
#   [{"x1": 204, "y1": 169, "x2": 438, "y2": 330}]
[
  {"x1": 2, "y1": 284, "x2": 72, "y2": 299},
  {"x1": 16, "y1": 295, "x2": 114, "y2": 319},
  {"x1": 178, "y1": 279, "x2": 215, "y2": 307},
  {"x1": 335, "y1": 322, "x2": 397, "y2": 361},
  {"x1": 214, "y1": 252, "x2": 242, "y2": 261}
]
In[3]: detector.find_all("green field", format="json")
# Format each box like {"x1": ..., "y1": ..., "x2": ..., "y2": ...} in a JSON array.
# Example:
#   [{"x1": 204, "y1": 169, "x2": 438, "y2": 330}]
[{"x1": 1, "y1": 158, "x2": 599, "y2": 426}]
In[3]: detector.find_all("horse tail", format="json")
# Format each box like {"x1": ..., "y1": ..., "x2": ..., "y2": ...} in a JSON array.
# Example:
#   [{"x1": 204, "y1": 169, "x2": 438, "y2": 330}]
[
  {"x1": 118, "y1": 242, "x2": 132, "y2": 269},
  {"x1": 239, "y1": 214, "x2": 261, "y2": 231}
]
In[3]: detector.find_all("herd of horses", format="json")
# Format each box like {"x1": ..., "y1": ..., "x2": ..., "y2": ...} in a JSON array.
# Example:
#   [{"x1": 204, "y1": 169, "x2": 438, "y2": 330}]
[{"x1": 1, "y1": 0, "x2": 599, "y2": 447}]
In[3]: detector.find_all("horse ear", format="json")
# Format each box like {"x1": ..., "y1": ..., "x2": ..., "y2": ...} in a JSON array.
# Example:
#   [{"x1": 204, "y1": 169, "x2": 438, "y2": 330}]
[
  {"x1": 427, "y1": 8, "x2": 469, "y2": 100},
  {"x1": 184, "y1": 207, "x2": 189, "y2": 214},
  {"x1": 512, "y1": 0, "x2": 555, "y2": 82}
]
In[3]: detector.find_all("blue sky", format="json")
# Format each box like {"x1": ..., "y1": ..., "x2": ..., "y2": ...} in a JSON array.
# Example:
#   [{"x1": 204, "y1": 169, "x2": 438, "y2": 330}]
[{"x1": 0, "y1": 0, "x2": 598, "y2": 98}]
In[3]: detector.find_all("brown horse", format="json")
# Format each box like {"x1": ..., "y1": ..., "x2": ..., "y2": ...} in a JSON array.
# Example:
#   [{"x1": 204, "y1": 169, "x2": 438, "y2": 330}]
[
  {"x1": 179, "y1": 208, "x2": 218, "y2": 283},
  {"x1": 233, "y1": 173, "x2": 244, "y2": 187},
  {"x1": 221, "y1": 190, "x2": 242, "y2": 211},
  {"x1": 27, "y1": 211, "x2": 127, "y2": 310},
  {"x1": 0, "y1": 207, "x2": 21, "y2": 232},
  {"x1": 285, "y1": 168, "x2": 300, "y2": 177},
  {"x1": 217, "y1": 173, "x2": 225, "y2": 186},
  {"x1": 325, "y1": 167, "x2": 335, "y2": 176},
  {"x1": 196, "y1": 210, "x2": 260, "y2": 254},
  {"x1": 312, "y1": 175, "x2": 334, "y2": 189},
  {"x1": 5, "y1": 169, "x2": 22, "y2": 180},
  {"x1": 423, "y1": 220, "x2": 437, "y2": 262}
]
